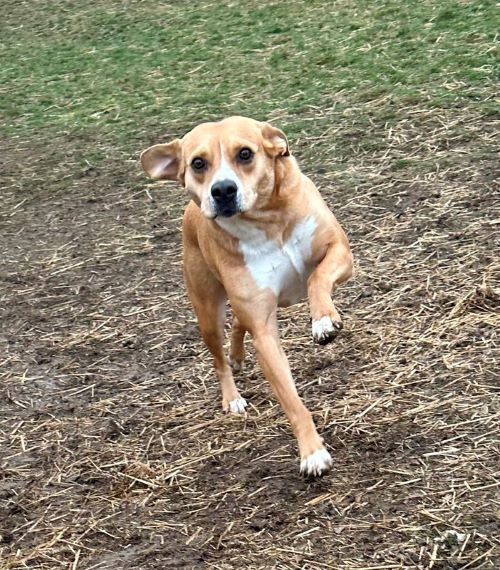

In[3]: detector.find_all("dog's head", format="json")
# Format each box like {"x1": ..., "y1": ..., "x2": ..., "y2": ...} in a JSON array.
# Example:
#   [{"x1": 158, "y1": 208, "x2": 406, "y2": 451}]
[{"x1": 140, "y1": 116, "x2": 290, "y2": 218}]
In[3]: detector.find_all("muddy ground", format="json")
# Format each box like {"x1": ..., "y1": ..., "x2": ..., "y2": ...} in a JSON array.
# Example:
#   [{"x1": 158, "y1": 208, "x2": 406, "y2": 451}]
[{"x1": 0, "y1": 117, "x2": 499, "y2": 569}]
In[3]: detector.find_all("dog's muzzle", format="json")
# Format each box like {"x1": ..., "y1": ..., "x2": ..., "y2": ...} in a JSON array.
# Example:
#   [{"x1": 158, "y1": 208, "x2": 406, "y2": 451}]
[{"x1": 211, "y1": 179, "x2": 239, "y2": 217}]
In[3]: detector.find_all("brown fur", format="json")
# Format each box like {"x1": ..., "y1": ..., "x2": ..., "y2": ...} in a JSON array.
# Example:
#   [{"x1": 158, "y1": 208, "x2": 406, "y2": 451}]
[{"x1": 141, "y1": 116, "x2": 353, "y2": 476}]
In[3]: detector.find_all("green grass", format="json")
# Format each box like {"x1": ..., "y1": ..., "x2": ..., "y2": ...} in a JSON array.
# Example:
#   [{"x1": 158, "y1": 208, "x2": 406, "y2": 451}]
[{"x1": 1, "y1": 0, "x2": 497, "y2": 154}]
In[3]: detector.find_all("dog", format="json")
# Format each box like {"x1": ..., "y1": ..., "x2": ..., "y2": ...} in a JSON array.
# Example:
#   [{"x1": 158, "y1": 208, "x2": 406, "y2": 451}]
[{"x1": 141, "y1": 116, "x2": 353, "y2": 477}]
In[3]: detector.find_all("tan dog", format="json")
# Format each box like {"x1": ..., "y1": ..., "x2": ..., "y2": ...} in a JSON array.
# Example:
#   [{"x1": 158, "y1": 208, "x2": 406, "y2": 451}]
[{"x1": 141, "y1": 117, "x2": 353, "y2": 477}]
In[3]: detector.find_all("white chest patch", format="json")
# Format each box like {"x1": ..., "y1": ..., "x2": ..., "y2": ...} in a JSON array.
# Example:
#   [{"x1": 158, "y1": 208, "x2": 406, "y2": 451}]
[{"x1": 216, "y1": 216, "x2": 317, "y2": 305}]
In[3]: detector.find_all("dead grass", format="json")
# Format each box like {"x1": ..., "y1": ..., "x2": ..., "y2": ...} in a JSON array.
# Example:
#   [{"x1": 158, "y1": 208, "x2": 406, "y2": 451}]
[{"x1": 1, "y1": 96, "x2": 499, "y2": 569}]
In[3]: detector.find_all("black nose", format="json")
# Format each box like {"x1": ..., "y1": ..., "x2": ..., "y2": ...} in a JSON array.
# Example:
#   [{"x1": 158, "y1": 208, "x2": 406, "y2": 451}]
[{"x1": 211, "y1": 180, "x2": 238, "y2": 202}]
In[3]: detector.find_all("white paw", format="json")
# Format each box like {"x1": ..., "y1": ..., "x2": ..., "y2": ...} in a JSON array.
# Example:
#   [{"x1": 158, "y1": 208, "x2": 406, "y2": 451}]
[
  {"x1": 229, "y1": 358, "x2": 243, "y2": 373},
  {"x1": 312, "y1": 316, "x2": 342, "y2": 345},
  {"x1": 229, "y1": 397, "x2": 247, "y2": 414},
  {"x1": 300, "y1": 448, "x2": 333, "y2": 477}
]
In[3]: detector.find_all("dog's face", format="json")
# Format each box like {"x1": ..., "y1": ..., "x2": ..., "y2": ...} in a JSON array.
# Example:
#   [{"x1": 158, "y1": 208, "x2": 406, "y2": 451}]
[{"x1": 140, "y1": 116, "x2": 290, "y2": 218}]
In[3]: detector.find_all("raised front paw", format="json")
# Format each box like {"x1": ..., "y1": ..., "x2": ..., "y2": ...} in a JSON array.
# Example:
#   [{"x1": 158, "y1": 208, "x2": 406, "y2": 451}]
[{"x1": 312, "y1": 316, "x2": 343, "y2": 345}]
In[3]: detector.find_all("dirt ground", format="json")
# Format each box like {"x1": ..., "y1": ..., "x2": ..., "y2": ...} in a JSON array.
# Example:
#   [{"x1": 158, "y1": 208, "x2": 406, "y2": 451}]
[{"x1": 0, "y1": 118, "x2": 499, "y2": 569}]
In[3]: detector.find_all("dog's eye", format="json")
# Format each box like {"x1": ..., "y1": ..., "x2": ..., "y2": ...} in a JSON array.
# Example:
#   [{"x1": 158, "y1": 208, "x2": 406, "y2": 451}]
[
  {"x1": 237, "y1": 147, "x2": 253, "y2": 163},
  {"x1": 191, "y1": 157, "x2": 207, "y2": 171}
]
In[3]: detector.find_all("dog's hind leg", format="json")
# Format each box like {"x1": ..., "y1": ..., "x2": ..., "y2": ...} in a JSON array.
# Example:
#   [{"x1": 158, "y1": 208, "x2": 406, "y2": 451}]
[
  {"x1": 183, "y1": 253, "x2": 247, "y2": 414},
  {"x1": 229, "y1": 315, "x2": 246, "y2": 373}
]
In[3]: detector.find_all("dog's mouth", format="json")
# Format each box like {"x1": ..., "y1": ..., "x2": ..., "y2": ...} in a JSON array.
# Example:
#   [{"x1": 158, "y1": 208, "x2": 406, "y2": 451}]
[
  {"x1": 210, "y1": 195, "x2": 242, "y2": 219},
  {"x1": 213, "y1": 206, "x2": 240, "y2": 219}
]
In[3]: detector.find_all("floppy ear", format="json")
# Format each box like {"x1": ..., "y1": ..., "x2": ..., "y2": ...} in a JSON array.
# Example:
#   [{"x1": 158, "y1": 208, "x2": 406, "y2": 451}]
[
  {"x1": 260, "y1": 122, "x2": 290, "y2": 158},
  {"x1": 140, "y1": 139, "x2": 182, "y2": 180}
]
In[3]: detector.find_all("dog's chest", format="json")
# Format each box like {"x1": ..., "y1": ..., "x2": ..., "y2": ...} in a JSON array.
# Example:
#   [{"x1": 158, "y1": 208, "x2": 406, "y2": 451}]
[{"x1": 217, "y1": 217, "x2": 317, "y2": 306}]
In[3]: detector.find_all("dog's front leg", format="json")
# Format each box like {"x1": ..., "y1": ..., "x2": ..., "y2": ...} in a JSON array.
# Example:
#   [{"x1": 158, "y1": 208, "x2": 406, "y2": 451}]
[
  {"x1": 308, "y1": 241, "x2": 353, "y2": 345},
  {"x1": 235, "y1": 301, "x2": 332, "y2": 477},
  {"x1": 183, "y1": 246, "x2": 247, "y2": 414}
]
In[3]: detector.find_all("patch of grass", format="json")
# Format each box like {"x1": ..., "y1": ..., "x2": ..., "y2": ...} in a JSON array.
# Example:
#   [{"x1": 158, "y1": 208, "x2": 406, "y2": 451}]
[{"x1": 1, "y1": 0, "x2": 497, "y2": 155}]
